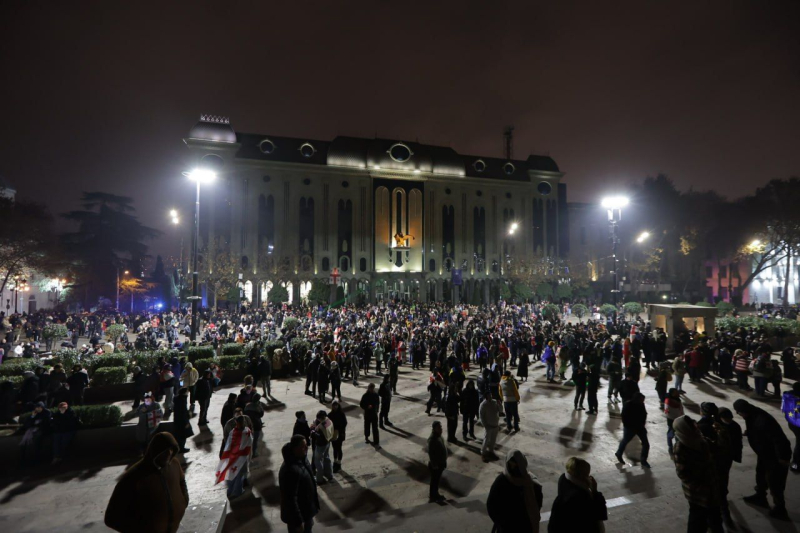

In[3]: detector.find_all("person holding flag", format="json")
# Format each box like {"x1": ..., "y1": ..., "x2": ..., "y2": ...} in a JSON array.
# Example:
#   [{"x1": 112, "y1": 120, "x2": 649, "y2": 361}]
[{"x1": 215, "y1": 415, "x2": 253, "y2": 499}]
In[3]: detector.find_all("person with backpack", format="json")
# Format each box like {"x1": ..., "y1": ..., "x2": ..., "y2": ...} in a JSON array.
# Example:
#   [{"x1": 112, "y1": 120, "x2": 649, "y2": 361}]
[
  {"x1": 781, "y1": 382, "x2": 800, "y2": 474},
  {"x1": 310, "y1": 410, "x2": 334, "y2": 484}
]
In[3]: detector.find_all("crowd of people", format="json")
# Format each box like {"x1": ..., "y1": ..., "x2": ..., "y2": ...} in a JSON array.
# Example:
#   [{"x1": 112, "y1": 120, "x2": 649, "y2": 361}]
[{"x1": 1, "y1": 299, "x2": 799, "y2": 531}]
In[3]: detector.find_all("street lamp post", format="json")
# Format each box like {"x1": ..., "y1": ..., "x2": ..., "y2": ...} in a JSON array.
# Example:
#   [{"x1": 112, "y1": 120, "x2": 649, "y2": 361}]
[
  {"x1": 185, "y1": 168, "x2": 216, "y2": 342},
  {"x1": 170, "y1": 209, "x2": 184, "y2": 308},
  {"x1": 601, "y1": 196, "x2": 629, "y2": 308}
]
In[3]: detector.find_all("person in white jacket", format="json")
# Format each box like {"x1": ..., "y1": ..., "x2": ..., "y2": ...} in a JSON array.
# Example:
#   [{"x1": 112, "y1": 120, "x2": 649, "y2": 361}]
[{"x1": 480, "y1": 397, "x2": 502, "y2": 461}]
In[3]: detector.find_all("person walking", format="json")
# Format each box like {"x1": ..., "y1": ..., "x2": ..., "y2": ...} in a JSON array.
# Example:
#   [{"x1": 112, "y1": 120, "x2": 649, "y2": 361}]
[
  {"x1": 734, "y1": 399, "x2": 792, "y2": 519},
  {"x1": 548, "y1": 457, "x2": 608, "y2": 532},
  {"x1": 479, "y1": 396, "x2": 501, "y2": 462},
  {"x1": 615, "y1": 392, "x2": 650, "y2": 468},
  {"x1": 105, "y1": 433, "x2": 189, "y2": 533},
  {"x1": 460, "y1": 379, "x2": 479, "y2": 440},
  {"x1": 194, "y1": 370, "x2": 214, "y2": 426},
  {"x1": 216, "y1": 415, "x2": 253, "y2": 500},
  {"x1": 781, "y1": 382, "x2": 800, "y2": 473},
  {"x1": 672, "y1": 415, "x2": 723, "y2": 533},
  {"x1": 172, "y1": 387, "x2": 193, "y2": 454},
  {"x1": 328, "y1": 400, "x2": 347, "y2": 473},
  {"x1": 220, "y1": 393, "x2": 238, "y2": 429},
  {"x1": 606, "y1": 357, "x2": 622, "y2": 402},
  {"x1": 360, "y1": 383, "x2": 380, "y2": 448},
  {"x1": 427, "y1": 420, "x2": 448, "y2": 503},
  {"x1": 279, "y1": 435, "x2": 320, "y2": 533},
  {"x1": 425, "y1": 372, "x2": 445, "y2": 415},
  {"x1": 445, "y1": 382, "x2": 461, "y2": 443},
  {"x1": 499, "y1": 370, "x2": 520, "y2": 433},
  {"x1": 487, "y1": 449, "x2": 543, "y2": 533},
  {"x1": 378, "y1": 374, "x2": 393, "y2": 428}
]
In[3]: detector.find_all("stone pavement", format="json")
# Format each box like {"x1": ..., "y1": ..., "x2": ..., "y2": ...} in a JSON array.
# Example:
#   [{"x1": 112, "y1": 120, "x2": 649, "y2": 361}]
[{"x1": 1, "y1": 358, "x2": 798, "y2": 532}]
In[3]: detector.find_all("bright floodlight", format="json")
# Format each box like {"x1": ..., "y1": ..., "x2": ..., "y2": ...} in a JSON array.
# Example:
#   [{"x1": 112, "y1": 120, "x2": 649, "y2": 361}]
[
  {"x1": 750, "y1": 239, "x2": 761, "y2": 248},
  {"x1": 601, "y1": 196, "x2": 629, "y2": 209},
  {"x1": 187, "y1": 168, "x2": 216, "y2": 183},
  {"x1": 171, "y1": 217, "x2": 180, "y2": 225},
  {"x1": 636, "y1": 231, "x2": 651, "y2": 243},
  {"x1": 510, "y1": 222, "x2": 519, "y2": 231},
  {"x1": 169, "y1": 209, "x2": 178, "y2": 217}
]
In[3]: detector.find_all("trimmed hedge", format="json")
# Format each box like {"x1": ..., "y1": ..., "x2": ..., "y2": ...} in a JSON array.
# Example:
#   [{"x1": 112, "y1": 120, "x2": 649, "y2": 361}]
[
  {"x1": 3, "y1": 375, "x2": 24, "y2": 388},
  {"x1": 91, "y1": 366, "x2": 128, "y2": 386},
  {"x1": 0, "y1": 359, "x2": 40, "y2": 376},
  {"x1": 283, "y1": 317, "x2": 300, "y2": 330},
  {"x1": 91, "y1": 354, "x2": 130, "y2": 374},
  {"x1": 105, "y1": 324, "x2": 127, "y2": 342},
  {"x1": 290, "y1": 338, "x2": 311, "y2": 358},
  {"x1": 51, "y1": 349, "x2": 82, "y2": 371},
  {"x1": 717, "y1": 316, "x2": 800, "y2": 336},
  {"x1": 193, "y1": 358, "x2": 216, "y2": 373},
  {"x1": 218, "y1": 355, "x2": 247, "y2": 370},
  {"x1": 43, "y1": 323, "x2": 68, "y2": 340},
  {"x1": 20, "y1": 404, "x2": 123, "y2": 429},
  {"x1": 222, "y1": 343, "x2": 245, "y2": 355},
  {"x1": 187, "y1": 346, "x2": 215, "y2": 362},
  {"x1": 263, "y1": 340, "x2": 284, "y2": 359}
]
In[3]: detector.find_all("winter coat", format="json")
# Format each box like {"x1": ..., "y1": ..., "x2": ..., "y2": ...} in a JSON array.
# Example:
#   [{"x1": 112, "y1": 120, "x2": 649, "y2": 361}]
[
  {"x1": 105, "y1": 433, "x2": 188, "y2": 533},
  {"x1": 378, "y1": 381, "x2": 392, "y2": 408},
  {"x1": 741, "y1": 404, "x2": 792, "y2": 463},
  {"x1": 279, "y1": 442, "x2": 320, "y2": 527},
  {"x1": 52, "y1": 407, "x2": 80, "y2": 433},
  {"x1": 360, "y1": 390, "x2": 380, "y2": 422},
  {"x1": 220, "y1": 397, "x2": 237, "y2": 428},
  {"x1": 180, "y1": 366, "x2": 198, "y2": 387},
  {"x1": 328, "y1": 408, "x2": 348, "y2": 441},
  {"x1": 672, "y1": 357, "x2": 687, "y2": 376},
  {"x1": 618, "y1": 379, "x2": 640, "y2": 403},
  {"x1": 427, "y1": 433, "x2": 448, "y2": 470},
  {"x1": 445, "y1": 391, "x2": 460, "y2": 418},
  {"x1": 479, "y1": 398, "x2": 501, "y2": 429},
  {"x1": 172, "y1": 396, "x2": 193, "y2": 441},
  {"x1": 674, "y1": 438, "x2": 718, "y2": 508},
  {"x1": 517, "y1": 353, "x2": 530, "y2": 378},
  {"x1": 460, "y1": 386, "x2": 480, "y2": 416},
  {"x1": 621, "y1": 400, "x2": 647, "y2": 430},
  {"x1": 244, "y1": 402, "x2": 264, "y2": 431},
  {"x1": 548, "y1": 473, "x2": 607, "y2": 532},
  {"x1": 194, "y1": 377, "x2": 213, "y2": 402},
  {"x1": 486, "y1": 463, "x2": 543, "y2": 533},
  {"x1": 136, "y1": 402, "x2": 163, "y2": 443},
  {"x1": 293, "y1": 419, "x2": 311, "y2": 445},
  {"x1": 499, "y1": 376, "x2": 520, "y2": 403}
]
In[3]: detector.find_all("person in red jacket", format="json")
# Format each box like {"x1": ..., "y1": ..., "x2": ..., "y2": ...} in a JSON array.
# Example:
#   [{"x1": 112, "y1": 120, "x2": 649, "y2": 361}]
[{"x1": 686, "y1": 348, "x2": 704, "y2": 382}]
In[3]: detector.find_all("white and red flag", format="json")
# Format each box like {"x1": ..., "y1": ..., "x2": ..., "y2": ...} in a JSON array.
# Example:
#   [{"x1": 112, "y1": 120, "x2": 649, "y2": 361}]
[{"x1": 215, "y1": 427, "x2": 253, "y2": 484}]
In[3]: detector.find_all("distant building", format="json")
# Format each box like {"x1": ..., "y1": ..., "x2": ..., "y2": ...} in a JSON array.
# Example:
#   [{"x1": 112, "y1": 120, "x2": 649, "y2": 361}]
[
  {"x1": 704, "y1": 259, "x2": 749, "y2": 305},
  {"x1": 183, "y1": 115, "x2": 568, "y2": 305}
]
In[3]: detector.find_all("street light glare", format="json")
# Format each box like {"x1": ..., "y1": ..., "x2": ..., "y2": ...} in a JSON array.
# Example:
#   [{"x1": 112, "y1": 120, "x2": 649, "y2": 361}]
[
  {"x1": 601, "y1": 196, "x2": 630, "y2": 209},
  {"x1": 187, "y1": 168, "x2": 216, "y2": 183},
  {"x1": 169, "y1": 209, "x2": 178, "y2": 218},
  {"x1": 636, "y1": 231, "x2": 651, "y2": 243},
  {"x1": 750, "y1": 239, "x2": 761, "y2": 248},
  {"x1": 171, "y1": 217, "x2": 180, "y2": 225},
  {"x1": 510, "y1": 222, "x2": 519, "y2": 231}
]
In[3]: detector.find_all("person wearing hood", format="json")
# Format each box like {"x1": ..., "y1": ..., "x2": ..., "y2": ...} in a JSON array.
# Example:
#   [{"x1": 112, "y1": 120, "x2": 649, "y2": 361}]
[
  {"x1": 105, "y1": 432, "x2": 189, "y2": 533},
  {"x1": 279, "y1": 434, "x2": 320, "y2": 533},
  {"x1": 615, "y1": 392, "x2": 650, "y2": 468},
  {"x1": 498, "y1": 370, "x2": 520, "y2": 433},
  {"x1": 327, "y1": 400, "x2": 347, "y2": 472},
  {"x1": 781, "y1": 382, "x2": 800, "y2": 473},
  {"x1": 179, "y1": 362, "x2": 199, "y2": 414},
  {"x1": 548, "y1": 457, "x2": 607, "y2": 532},
  {"x1": 221, "y1": 393, "x2": 238, "y2": 429},
  {"x1": 19, "y1": 401, "x2": 51, "y2": 465},
  {"x1": 159, "y1": 363, "x2": 176, "y2": 418},
  {"x1": 236, "y1": 380, "x2": 257, "y2": 410},
  {"x1": 19, "y1": 370, "x2": 40, "y2": 410},
  {"x1": 486, "y1": 449, "x2": 543, "y2": 533},
  {"x1": 479, "y1": 396, "x2": 502, "y2": 462},
  {"x1": 131, "y1": 366, "x2": 148, "y2": 410},
  {"x1": 671, "y1": 415, "x2": 723, "y2": 532},
  {"x1": 194, "y1": 369, "x2": 214, "y2": 426},
  {"x1": 136, "y1": 393, "x2": 163, "y2": 454},
  {"x1": 427, "y1": 421, "x2": 448, "y2": 503},
  {"x1": 733, "y1": 399, "x2": 791, "y2": 520}
]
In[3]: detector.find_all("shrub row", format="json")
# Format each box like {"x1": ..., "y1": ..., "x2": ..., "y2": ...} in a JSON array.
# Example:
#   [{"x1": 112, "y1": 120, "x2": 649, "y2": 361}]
[
  {"x1": 716, "y1": 316, "x2": 800, "y2": 336},
  {"x1": 187, "y1": 345, "x2": 215, "y2": 362},
  {"x1": 0, "y1": 359, "x2": 40, "y2": 376},
  {"x1": 91, "y1": 366, "x2": 129, "y2": 386},
  {"x1": 19, "y1": 404, "x2": 123, "y2": 429},
  {"x1": 222, "y1": 343, "x2": 245, "y2": 355}
]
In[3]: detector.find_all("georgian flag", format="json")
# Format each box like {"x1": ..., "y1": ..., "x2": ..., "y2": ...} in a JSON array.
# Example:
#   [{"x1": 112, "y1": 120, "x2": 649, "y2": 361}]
[{"x1": 215, "y1": 427, "x2": 253, "y2": 484}]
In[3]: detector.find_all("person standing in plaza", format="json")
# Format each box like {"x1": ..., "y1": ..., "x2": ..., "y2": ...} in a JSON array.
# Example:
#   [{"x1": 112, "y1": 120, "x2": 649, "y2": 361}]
[
  {"x1": 445, "y1": 382, "x2": 461, "y2": 442},
  {"x1": 460, "y1": 379, "x2": 479, "y2": 441},
  {"x1": 664, "y1": 387, "x2": 684, "y2": 456},
  {"x1": 328, "y1": 400, "x2": 347, "y2": 473},
  {"x1": 732, "y1": 349, "x2": 752, "y2": 391},
  {"x1": 548, "y1": 457, "x2": 608, "y2": 532},
  {"x1": 499, "y1": 370, "x2": 520, "y2": 433},
  {"x1": 194, "y1": 369, "x2": 214, "y2": 426},
  {"x1": 105, "y1": 433, "x2": 188, "y2": 533},
  {"x1": 279, "y1": 434, "x2": 320, "y2": 533},
  {"x1": 781, "y1": 382, "x2": 800, "y2": 473},
  {"x1": 480, "y1": 396, "x2": 501, "y2": 462},
  {"x1": 244, "y1": 393, "x2": 264, "y2": 458},
  {"x1": 378, "y1": 374, "x2": 393, "y2": 428},
  {"x1": 672, "y1": 415, "x2": 723, "y2": 532},
  {"x1": 136, "y1": 393, "x2": 163, "y2": 455},
  {"x1": 172, "y1": 387, "x2": 193, "y2": 454},
  {"x1": 360, "y1": 383, "x2": 380, "y2": 448},
  {"x1": 179, "y1": 362, "x2": 198, "y2": 415},
  {"x1": 216, "y1": 415, "x2": 253, "y2": 500},
  {"x1": 486, "y1": 449, "x2": 543, "y2": 533},
  {"x1": 310, "y1": 410, "x2": 334, "y2": 484},
  {"x1": 615, "y1": 393, "x2": 650, "y2": 468},
  {"x1": 427, "y1": 420, "x2": 448, "y2": 503},
  {"x1": 586, "y1": 360, "x2": 601, "y2": 415},
  {"x1": 606, "y1": 357, "x2": 622, "y2": 402},
  {"x1": 51, "y1": 402, "x2": 80, "y2": 464}
]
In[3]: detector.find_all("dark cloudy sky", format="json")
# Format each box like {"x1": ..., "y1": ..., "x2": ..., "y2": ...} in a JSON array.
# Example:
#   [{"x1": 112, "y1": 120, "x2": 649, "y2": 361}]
[{"x1": 2, "y1": 1, "x2": 799, "y2": 258}]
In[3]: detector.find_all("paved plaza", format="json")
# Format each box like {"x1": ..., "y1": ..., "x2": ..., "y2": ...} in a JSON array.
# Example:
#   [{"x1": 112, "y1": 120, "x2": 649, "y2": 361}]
[{"x1": 1, "y1": 352, "x2": 798, "y2": 532}]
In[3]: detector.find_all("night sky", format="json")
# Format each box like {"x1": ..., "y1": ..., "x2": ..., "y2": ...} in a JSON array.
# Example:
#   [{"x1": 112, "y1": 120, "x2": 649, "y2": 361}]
[{"x1": 2, "y1": 1, "x2": 799, "y2": 258}]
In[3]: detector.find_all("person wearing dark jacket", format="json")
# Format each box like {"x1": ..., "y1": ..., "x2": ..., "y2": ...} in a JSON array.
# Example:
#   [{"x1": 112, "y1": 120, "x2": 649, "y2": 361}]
[
  {"x1": 0, "y1": 381, "x2": 16, "y2": 423},
  {"x1": 220, "y1": 393, "x2": 237, "y2": 429},
  {"x1": 487, "y1": 449, "x2": 543, "y2": 533},
  {"x1": 548, "y1": 457, "x2": 607, "y2": 532},
  {"x1": 257, "y1": 354, "x2": 272, "y2": 398},
  {"x1": 615, "y1": 393, "x2": 650, "y2": 468},
  {"x1": 193, "y1": 370, "x2": 214, "y2": 425},
  {"x1": 733, "y1": 399, "x2": 792, "y2": 520},
  {"x1": 131, "y1": 367, "x2": 148, "y2": 409},
  {"x1": 105, "y1": 432, "x2": 189, "y2": 533},
  {"x1": 244, "y1": 394, "x2": 264, "y2": 458},
  {"x1": 20, "y1": 401, "x2": 51, "y2": 465},
  {"x1": 279, "y1": 435, "x2": 320, "y2": 533},
  {"x1": 293, "y1": 411, "x2": 311, "y2": 448},
  {"x1": 171, "y1": 388, "x2": 193, "y2": 454},
  {"x1": 427, "y1": 421, "x2": 448, "y2": 503},
  {"x1": 460, "y1": 379, "x2": 479, "y2": 440},
  {"x1": 19, "y1": 371, "x2": 40, "y2": 409},
  {"x1": 378, "y1": 375, "x2": 393, "y2": 428},
  {"x1": 444, "y1": 383, "x2": 461, "y2": 443},
  {"x1": 618, "y1": 373, "x2": 640, "y2": 404},
  {"x1": 317, "y1": 361, "x2": 330, "y2": 404},
  {"x1": 329, "y1": 361, "x2": 342, "y2": 402},
  {"x1": 360, "y1": 383, "x2": 380, "y2": 447},
  {"x1": 236, "y1": 382, "x2": 257, "y2": 411},
  {"x1": 52, "y1": 402, "x2": 80, "y2": 463},
  {"x1": 328, "y1": 400, "x2": 347, "y2": 472}
]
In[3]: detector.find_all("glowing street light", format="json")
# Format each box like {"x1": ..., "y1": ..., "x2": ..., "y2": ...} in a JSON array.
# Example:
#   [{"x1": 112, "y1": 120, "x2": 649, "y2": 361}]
[
  {"x1": 186, "y1": 168, "x2": 216, "y2": 184},
  {"x1": 601, "y1": 195, "x2": 629, "y2": 306},
  {"x1": 601, "y1": 196, "x2": 629, "y2": 210},
  {"x1": 636, "y1": 231, "x2": 651, "y2": 243},
  {"x1": 508, "y1": 222, "x2": 519, "y2": 235}
]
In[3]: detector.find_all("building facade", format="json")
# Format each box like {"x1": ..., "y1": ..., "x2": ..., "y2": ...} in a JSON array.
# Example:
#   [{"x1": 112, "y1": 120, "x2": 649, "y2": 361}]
[{"x1": 184, "y1": 116, "x2": 567, "y2": 305}]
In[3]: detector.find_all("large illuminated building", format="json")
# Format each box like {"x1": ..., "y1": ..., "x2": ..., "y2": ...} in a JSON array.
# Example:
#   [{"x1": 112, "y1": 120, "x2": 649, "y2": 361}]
[{"x1": 184, "y1": 115, "x2": 568, "y2": 305}]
